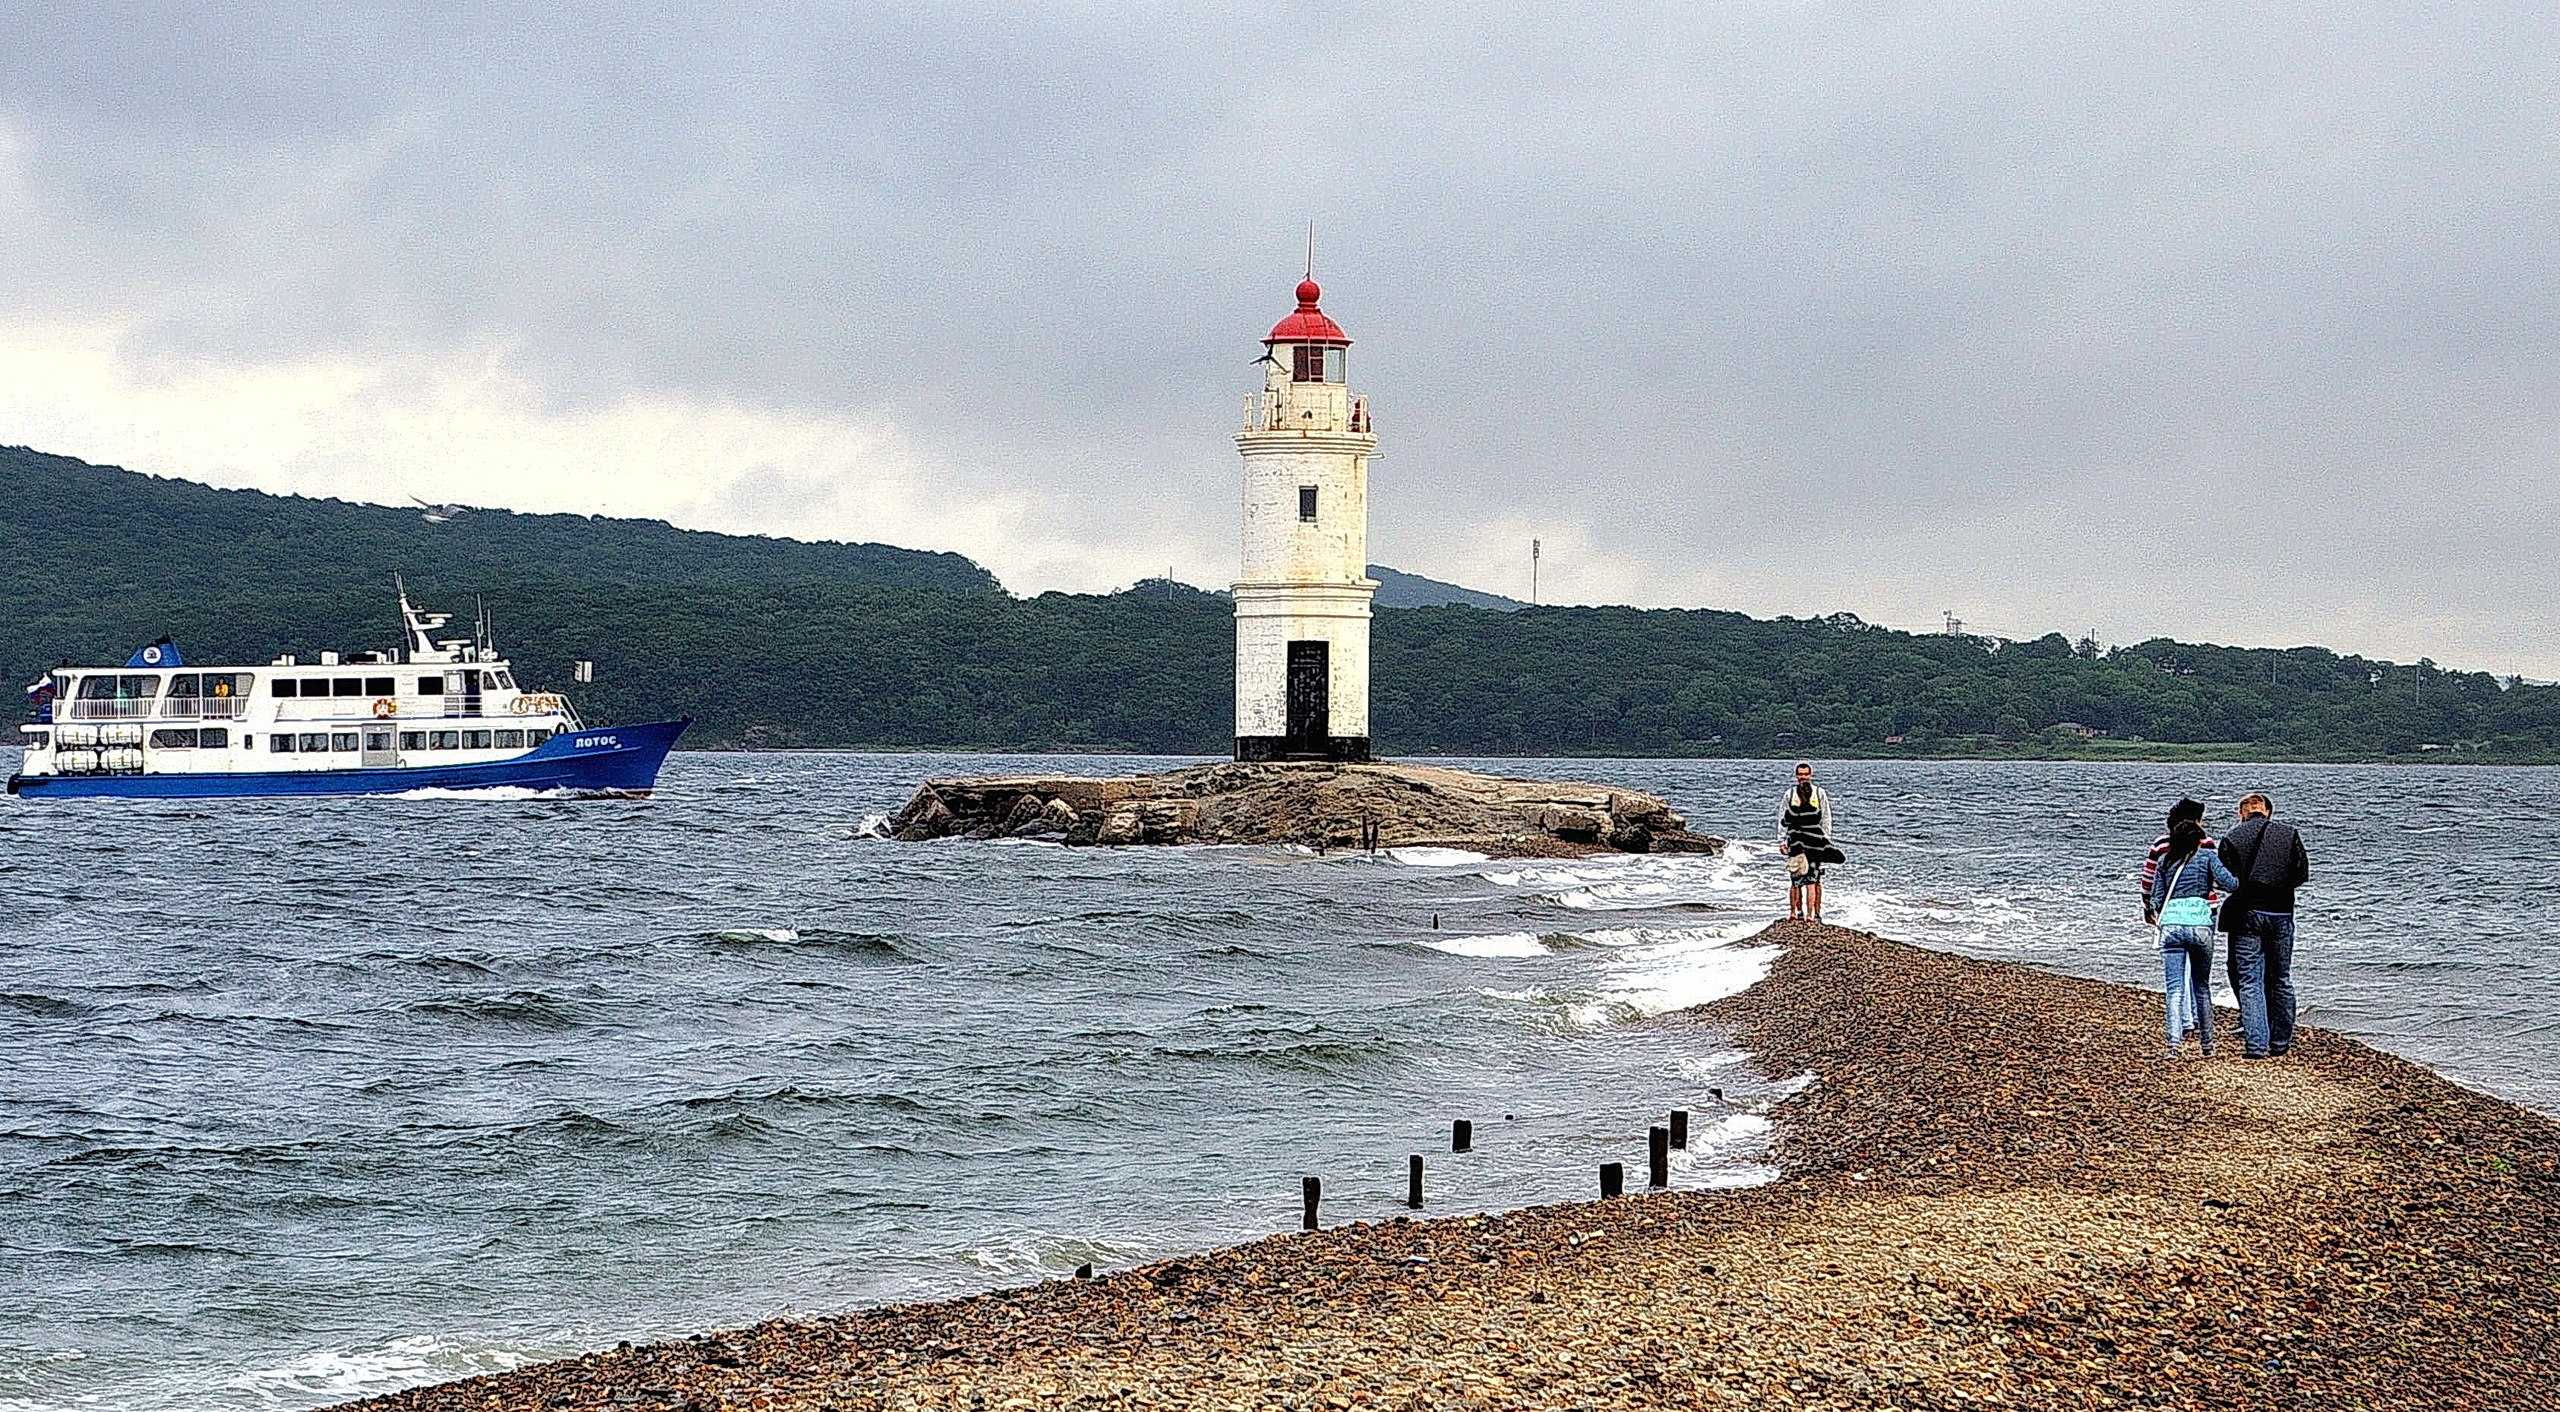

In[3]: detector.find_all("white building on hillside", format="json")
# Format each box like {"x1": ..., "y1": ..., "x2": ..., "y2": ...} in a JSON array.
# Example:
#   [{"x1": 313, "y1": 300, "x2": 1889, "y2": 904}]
[{"x1": 1232, "y1": 273, "x2": 1378, "y2": 762}]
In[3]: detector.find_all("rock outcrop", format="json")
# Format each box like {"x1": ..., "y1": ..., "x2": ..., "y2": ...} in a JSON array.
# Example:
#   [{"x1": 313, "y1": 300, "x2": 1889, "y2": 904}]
[{"x1": 885, "y1": 761, "x2": 1724, "y2": 857}]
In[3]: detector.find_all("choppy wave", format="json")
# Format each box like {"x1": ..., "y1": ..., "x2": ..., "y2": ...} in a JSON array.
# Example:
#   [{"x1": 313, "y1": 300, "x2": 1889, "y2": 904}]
[
  {"x1": 403, "y1": 990, "x2": 608, "y2": 1029},
  {"x1": 388, "y1": 786, "x2": 575, "y2": 802},
  {"x1": 1417, "y1": 932, "x2": 1548, "y2": 958},
  {"x1": 219, "y1": 1334, "x2": 533, "y2": 1405},
  {"x1": 1384, "y1": 846, "x2": 1490, "y2": 867}
]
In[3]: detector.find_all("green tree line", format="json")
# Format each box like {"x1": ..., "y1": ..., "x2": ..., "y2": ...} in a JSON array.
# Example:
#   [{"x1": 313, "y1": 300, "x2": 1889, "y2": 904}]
[{"x1": 5, "y1": 447, "x2": 2551, "y2": 760}]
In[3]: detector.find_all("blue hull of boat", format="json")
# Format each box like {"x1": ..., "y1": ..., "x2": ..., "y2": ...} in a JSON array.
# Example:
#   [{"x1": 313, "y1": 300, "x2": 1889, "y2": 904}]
[{"x1": 6, "y1": 718, "x2": 689, "y2": 800}]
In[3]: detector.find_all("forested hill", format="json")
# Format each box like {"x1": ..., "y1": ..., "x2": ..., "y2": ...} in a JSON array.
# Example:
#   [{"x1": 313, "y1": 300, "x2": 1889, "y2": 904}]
[{"x1": 4, "y1": 447, "x2": 2554, "y2": 760}]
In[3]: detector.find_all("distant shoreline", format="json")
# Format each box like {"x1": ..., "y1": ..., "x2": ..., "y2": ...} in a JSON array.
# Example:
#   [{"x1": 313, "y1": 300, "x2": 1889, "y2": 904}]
[
  {"x1": 341, "y1": 923, "x2": 2560, "y2": 1411},
  {"x1": 659, "y1": 742, "x2": 2560, "y2": 767}
]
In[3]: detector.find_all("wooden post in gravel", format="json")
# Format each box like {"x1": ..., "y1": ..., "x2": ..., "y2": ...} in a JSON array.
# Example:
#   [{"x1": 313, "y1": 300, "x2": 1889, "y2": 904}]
[
  {"x1": 1649, "y1": 1126, "x2": 1670, "y2": 1188},
  {"x1": 1452, "y1": 1119, "x2": 1472, "y2": 1152},
  {"x1": 1302, "y1": 1176, "x2": 1320, "y2": 1231},
  {"x1": 1600, "y1": 1161, "x2": 1624, "y2": 1198},
  {"x1": 1670, "y1": 1109, "x2": 1689, "y2": 1149},
  {"x1": 1407, "y1": 1154, "x2": 1423, "y2": 1208}
]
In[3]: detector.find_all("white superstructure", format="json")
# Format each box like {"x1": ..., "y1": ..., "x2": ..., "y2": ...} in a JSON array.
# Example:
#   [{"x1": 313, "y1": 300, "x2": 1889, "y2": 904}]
[
  {"x1": 1233, "y1": 274, "x2": 1378, "y2": 762},
  {"x1": 16, "y1": 584, "x2": 582, "y2": 781}
]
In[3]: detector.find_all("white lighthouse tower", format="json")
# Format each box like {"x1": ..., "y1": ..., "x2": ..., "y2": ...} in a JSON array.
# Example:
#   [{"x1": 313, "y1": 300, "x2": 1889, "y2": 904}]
[{"x1": 1233, "y1": 270, "x2": 1378, "y2": 762}]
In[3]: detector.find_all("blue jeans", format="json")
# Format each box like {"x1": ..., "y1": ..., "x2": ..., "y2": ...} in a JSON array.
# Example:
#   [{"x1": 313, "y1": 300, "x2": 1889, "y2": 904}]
[
  {"x1": 2161, "y1": 926, "x2": 2216, "y2": 1049},
  {"x1": 2226, "y1": 911, "x2": 2298, "y2": 1057}
]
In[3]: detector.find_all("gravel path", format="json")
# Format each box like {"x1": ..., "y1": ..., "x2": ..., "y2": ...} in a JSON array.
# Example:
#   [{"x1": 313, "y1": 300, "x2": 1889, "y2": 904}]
[{"x1": 343, "y1": 921, "x2": 2560, "y2": 1410}]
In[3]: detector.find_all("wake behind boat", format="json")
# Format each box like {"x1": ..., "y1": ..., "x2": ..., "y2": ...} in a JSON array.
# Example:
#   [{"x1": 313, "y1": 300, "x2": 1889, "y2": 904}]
[{"x1": 7, "y1": 583, "x2": 687, "y2": 800}]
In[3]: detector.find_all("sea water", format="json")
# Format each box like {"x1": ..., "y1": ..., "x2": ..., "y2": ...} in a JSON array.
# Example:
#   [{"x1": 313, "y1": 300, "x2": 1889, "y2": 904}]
[{"x1": 1, "y1": 753, "x2": 2552, "y2": 1409}]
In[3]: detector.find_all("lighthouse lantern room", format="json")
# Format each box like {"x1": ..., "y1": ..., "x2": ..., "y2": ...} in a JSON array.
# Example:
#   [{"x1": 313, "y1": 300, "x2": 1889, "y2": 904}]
[{"x1": 1233, "y1": 273, "x2": 1378, "y2": 762}]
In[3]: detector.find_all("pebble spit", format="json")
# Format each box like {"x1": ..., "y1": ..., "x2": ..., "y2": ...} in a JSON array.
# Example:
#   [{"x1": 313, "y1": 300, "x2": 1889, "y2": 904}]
[{"x1": 339, "y1": 920, "x2": 2560, "y2": 1410}]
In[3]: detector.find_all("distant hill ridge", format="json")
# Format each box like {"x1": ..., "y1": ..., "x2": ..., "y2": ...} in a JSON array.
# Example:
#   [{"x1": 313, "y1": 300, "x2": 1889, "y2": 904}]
[{"x1": 4, "y1": 447, "x2": 2554, "y2": 760}]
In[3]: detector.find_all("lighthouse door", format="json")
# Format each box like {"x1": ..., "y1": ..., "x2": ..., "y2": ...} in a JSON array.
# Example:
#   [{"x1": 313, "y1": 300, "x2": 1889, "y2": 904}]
[{"x1": 1284, "y1": 641, "x2": 1330, "y2": 749}]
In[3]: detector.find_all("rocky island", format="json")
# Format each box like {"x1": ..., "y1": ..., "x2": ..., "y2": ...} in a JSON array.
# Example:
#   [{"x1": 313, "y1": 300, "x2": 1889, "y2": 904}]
[{"x1": 883, "y1": 761, "x2": 1726, "y2": 857}]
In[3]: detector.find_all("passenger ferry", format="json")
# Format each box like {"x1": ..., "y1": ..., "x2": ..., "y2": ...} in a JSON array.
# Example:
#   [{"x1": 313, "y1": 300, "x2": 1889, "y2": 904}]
[{"x1": 7, "y1": 585, "x2": 687, "y2": 799}]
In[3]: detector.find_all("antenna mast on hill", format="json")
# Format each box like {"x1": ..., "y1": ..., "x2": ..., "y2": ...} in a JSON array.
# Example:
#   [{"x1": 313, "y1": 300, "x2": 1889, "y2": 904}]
[
  {"x1": 1531, "y1": 539, "x2": 1541, "y2": 605},
  {"x1": 1942, "y1": 609, "x2": 1966, "y2": 636}
]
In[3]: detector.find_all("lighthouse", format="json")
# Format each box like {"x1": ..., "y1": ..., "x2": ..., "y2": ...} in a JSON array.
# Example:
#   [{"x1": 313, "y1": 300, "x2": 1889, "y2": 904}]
[{"x1": 1233, "y1": 272, "x2": 1378, "y2": 762}]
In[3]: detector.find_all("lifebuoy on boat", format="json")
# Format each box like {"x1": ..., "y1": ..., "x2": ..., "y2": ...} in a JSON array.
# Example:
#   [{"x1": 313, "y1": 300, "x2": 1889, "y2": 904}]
[{"x1": 371, "y1": 697, "x2": 398, "y2": 719}]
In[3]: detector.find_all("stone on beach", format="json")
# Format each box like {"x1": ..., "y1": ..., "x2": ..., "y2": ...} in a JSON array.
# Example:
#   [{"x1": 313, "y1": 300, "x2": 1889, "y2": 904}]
[{"x1": 885, "y1": 761, "x2": 1726, "y2": 857}]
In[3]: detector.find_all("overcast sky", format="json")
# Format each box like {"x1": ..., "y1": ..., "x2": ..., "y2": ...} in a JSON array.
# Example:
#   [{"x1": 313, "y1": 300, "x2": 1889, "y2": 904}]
[{"x1": 4, "y1": 4, "x2": 2555, "y2": 674}]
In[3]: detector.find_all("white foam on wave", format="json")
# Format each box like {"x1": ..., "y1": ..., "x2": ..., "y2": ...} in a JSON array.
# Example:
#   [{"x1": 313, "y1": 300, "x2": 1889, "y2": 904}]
[
  {"x1": 222, "y1": 1333, "x2": 532, "y2": 1402},
  {"x1": 1485, "y1": 866, "x2": 1592, "y2": 889},
  {"x1": 1589, "y1": 921, "x2": 1781, "y2": 1021},
  {"x1": 389, "y1": 785, "x2": 570, "y2": 802},
  {"x1": 1468, "y1": 921, "x2": 1783, "y2": 1030},
  {"x1": 1420, "y1": 932, "x2": 1547, "y2": 958},
  {"x1": 853, "y1": 813, "x2": 893, "y2": 839},
  {"x1": 715, "y1": 927, "x2": 799, "y2": 943},
  {"x1": 1534, "y1": 853, "x2": 1758, "y2": 910},
  {"x1": 1385, "y1": 846, "x2": 1491, "y2": 867}
]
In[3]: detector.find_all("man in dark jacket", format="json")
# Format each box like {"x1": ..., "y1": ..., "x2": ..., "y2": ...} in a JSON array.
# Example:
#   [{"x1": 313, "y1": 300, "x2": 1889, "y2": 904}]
[{"x1": 2217, "y1": 792, "x2": 2312, "y2": 1058}]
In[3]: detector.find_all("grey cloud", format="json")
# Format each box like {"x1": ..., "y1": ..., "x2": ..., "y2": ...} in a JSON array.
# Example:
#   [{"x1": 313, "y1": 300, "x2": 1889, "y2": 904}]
[{"x1": 4, "y1": 2, "x2": 2557, "y2": 671}]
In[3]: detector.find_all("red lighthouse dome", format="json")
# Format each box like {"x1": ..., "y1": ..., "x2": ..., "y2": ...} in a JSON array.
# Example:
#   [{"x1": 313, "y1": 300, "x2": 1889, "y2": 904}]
[{"x1": 1266, "y1": 277, "x2": 1350, "y2": 346}]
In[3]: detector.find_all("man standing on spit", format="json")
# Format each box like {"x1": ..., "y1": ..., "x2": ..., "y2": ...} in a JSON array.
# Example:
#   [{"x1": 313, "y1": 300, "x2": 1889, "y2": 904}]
[
  {"x1": 2217, "y1": 792, "x2": 2312, "y2": 1058},
  {"x1": 1780, "y1": 762, "x2": 1837, "y2": 923}
]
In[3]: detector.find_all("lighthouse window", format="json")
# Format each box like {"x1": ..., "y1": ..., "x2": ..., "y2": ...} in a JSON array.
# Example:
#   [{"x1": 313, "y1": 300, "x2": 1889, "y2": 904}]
[
  {"x1": 1298, "y1": 485, "x2": 1319, "y2": 522},
  {"x1": 1324, "y1": 347, "x2": 1344, "y2": 383}
]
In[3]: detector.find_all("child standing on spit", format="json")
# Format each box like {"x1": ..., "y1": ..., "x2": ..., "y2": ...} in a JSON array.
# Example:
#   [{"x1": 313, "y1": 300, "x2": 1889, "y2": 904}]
[{"x1": 2148, "y1": 816, "x2": 2239, "y2": 1058}]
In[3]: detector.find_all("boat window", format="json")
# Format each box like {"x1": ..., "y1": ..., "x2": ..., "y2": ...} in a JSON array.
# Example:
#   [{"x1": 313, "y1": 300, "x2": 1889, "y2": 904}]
[
  {"x1": 399, "y1": 731, "x2": 426, "y2": 750},
  {"x1": 168, "y1": 674, "x2": 202, "y2": 700},
  {"x1": 418, "y1": 675, "x2": 445, "y2": 696},
  {"x1": 432, "y1": 731, "x2": 460, "y2": 749},
  {"x1": 490, "y1": 671, "x2": 514, "y2": 690},
  {"x1": 150, "y1": 728, "x2": 198, "y2": 749},
  {"x1": 332, "y1": 678, "x2": 363, "y2": 697},
  {"x1": 271, "y1": 734, "x2": 296, "y2": 753},
  {"x1": 331, "y1": 732, "x2": 358, "y2": 752},
  {"x1": 200, "y1": 728, "x2": 229, "y2": 749},
  {"x1": 214, "y1": 674, "x2": 249, "y2": 701},
  {"x1": 459, "y1": 730, "x2": 487, "y2": 749},
  {"x1": 298, "y1": 733, "x2": 330, "y2": 752},
  {"x1": 364, "y1": 677, "x2": 395, "y2": 696},
  {"x1": 495, "y1": 729, "x2": 526, "y2": 749},
  {"x1": 272, "y1": 679, "x2": 299, "y2": 698}
]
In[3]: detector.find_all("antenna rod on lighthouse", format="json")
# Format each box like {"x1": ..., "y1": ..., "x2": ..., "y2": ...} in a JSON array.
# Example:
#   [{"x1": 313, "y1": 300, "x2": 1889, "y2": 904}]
[{"x1": 1306, "y1": 220, "x2": 1315, "y2": 280}]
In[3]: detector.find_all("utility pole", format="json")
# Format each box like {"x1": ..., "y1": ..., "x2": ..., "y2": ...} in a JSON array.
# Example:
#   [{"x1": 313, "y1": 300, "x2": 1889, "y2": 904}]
[{"x1": 1531, "y1": 538, "x2": 1541, "y2": 605}]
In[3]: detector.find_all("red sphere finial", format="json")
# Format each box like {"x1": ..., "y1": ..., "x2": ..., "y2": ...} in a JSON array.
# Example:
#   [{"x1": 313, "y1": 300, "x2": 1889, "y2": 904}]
[{"x1": 1295, "y1": 277, "x2": 1322, "y2": 307}]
